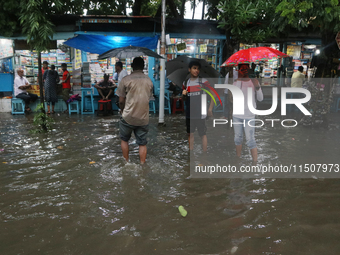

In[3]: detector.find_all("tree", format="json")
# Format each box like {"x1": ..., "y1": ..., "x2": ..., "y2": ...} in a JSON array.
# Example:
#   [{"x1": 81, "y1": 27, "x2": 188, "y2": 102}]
[
  {"x1": 211, "y1": 0, "x2": 340, "y2": 69},
  {"x1": 213, "y1": 0, "x2": 340, "y2": 126},
  {"x1": 275, "y1": 0, "x2": 340, "y2": 76},
  {"x1": 212, "y1": 0, "x2": 278, "y2": 60},
  {"x1": 0, "y1": 0, "x2": 133, "y2": 131}
]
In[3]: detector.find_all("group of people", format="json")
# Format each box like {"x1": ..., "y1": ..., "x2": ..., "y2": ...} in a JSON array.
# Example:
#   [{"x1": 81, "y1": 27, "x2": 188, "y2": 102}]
[
  {"x1": 117, "y1": 57, "x2": 263, "y2": 164},
  {"x1": 94, "y1": 61, "x2": 128, "y2": 111},
  {"x1": 14, "y1": 61, "x2": 71, "y2": 114},
  {"x1": 14, "y1": 55, "x2": 264, "y2": 164},
  {"x1": 182, "y1": 62, "x2": 263, "y2": 163},
  {"x1": 117, "y1": 58, "x2": 310, "y2": 164},
  {"x1": 14, "y1": 60, "x2": 130, "y2": 114}
]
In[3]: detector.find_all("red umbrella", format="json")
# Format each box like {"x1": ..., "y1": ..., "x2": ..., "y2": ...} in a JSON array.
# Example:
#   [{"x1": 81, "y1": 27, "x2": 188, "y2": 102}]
[{"x1": 221, "y1": 47, "x2": 289, "y2": 67}]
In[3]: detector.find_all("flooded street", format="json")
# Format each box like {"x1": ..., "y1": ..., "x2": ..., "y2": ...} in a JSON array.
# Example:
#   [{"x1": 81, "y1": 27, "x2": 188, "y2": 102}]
[{"x1": 1, "y1": 112, "x2": 340, "y2": 254}]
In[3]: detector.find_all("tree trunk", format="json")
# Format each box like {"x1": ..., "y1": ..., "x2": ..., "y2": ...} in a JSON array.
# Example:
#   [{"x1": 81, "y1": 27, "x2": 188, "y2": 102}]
[
  {"x1": 167, "y1": 0, "x2": 180, "y2": 19},
  {"x1": 132, "y1": 0, "x2": 142, "y2": 16},
  {"x1": 123, "y1": 0, "x2": 127, "y2": 15},
  {"x1": 38, "y1": 52, "x2": 47, "y2": 131},
  {"x1": 180, "y1": 0, "x2": 186, "y2": 18},
  {"x1": 192, "y1": 0, "x2": 196, "y2": 19},
  {"x1": 38, "y1": 52, "x2": 44, "y2": 107},
  {"x1": 201, "y1": 0, "x2": 206, "y2": 20},
  {"x1": 223, "y1": 29, "x2": 238, "y2": 62}
]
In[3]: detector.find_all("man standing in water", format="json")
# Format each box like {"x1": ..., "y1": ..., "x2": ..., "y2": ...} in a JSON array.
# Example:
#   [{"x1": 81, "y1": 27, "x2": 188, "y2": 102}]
[
  {"x1": 232, "y1": 64, "x2": 263, "y2": 163},
  {"x1": 116, "y1": 57, "x2": 153, "y2": 164}
]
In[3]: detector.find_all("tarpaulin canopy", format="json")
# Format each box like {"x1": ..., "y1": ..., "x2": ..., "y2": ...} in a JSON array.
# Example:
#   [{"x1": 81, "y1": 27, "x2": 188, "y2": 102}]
[{"x1": 63, "y1": 34, "x2": 159, "y2": 54}]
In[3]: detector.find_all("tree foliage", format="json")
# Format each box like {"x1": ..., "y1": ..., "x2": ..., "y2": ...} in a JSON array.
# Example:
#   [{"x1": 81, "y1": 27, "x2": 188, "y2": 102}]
[
  {"x1": 19, "y1": 0, "x2": 64, "y2": 52},
  {"x1": 275, "y1": 0, "x2": 340, "y2": 33},
  {"x1": 210, "y1": 0, "x2": 340, "y2": 46},
  {"x1": 0, "y1": 1, "x2": 22, "y2": 37},
  {"x1": 215, "y1": 0, "x2": 279, "y2": 44}
]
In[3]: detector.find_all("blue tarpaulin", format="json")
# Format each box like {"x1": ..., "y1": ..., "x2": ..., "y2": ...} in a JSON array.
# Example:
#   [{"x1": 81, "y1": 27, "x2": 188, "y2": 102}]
[{"x1": 63, "y1": 34, "x2": 159, "y2": 54}]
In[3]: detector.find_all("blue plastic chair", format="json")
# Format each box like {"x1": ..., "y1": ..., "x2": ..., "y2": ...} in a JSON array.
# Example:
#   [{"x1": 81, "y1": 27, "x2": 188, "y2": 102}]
[
  {"x1": 149, "y1": 97, "x2": 156, "y2": 113},
  {"x1": 11, "y1": 98, "x2": 25, "y2": 115},
  {"x1": 164, "y1": 90, "x2": 171, "y2": 114},
  {"x1": 157, "y1": 88, "x2": 171, "y2": 114}
]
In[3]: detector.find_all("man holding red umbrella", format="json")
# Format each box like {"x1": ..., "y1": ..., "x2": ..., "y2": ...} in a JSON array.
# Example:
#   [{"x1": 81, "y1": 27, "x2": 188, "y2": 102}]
[{"x1": 232, "y1": 64, "x2": 263, "y2": 163}]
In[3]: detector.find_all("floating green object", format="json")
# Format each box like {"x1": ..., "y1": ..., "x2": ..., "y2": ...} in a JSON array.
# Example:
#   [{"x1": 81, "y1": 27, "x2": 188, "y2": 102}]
[{"x1": 178, "y1": 206, "x2": 187, "y2": 217}]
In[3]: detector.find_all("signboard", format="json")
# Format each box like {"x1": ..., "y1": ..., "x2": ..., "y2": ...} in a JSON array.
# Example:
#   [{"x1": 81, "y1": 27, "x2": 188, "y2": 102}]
[
  {"x1": 75, "y1": 49, "x2": 82, "y2": 70},
  {"x1": 0, "y1": 39, "x2": 13, "y2": 59},
  {"x1": 200, "y1": 44, "x2": 207, "y2": 53},
  {"x1": 176, "y1": 43, "x2": 186, "y2": 52},
  {"x1": 336, "y1": 32, "x2": 340, "y2": 49},
  {"x1": 80, "y1": 19, "x2": 132, "y2": 24}
]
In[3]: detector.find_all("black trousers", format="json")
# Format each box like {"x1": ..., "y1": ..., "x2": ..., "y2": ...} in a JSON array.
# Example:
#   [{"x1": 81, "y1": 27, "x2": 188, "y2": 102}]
[{"x1": 16, "y1": 92, "x2": 38, "y2": 107}]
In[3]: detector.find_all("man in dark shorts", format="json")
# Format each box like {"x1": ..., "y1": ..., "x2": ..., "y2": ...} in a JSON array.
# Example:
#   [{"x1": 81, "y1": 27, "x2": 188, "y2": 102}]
[
  {"x1": 94, "y1": 74, "x2": 117, "y2": 100},
  {"x1": 182, "y1": 60, "x2": 214, "y2": 152},
  {"x1": 116, "y1": 57, "x2": 153, "y2": 164}
]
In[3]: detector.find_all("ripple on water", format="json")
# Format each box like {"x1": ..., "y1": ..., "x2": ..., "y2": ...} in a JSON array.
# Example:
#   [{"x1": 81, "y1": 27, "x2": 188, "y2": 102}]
[{"x1": 1, "y1": 113, "x2": 340, "y2": 254}]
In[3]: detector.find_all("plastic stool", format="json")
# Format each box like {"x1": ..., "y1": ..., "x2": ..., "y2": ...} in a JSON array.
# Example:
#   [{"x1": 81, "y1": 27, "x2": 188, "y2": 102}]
[
  {"x1": 157, "y1": 88, "x2": 171, "y2": 114},
  {"x1": 336, "y1": 97, "x2": 340, "y2": 113},
  {"x1": 164, "y1": 90, "x2": 171, "y2": 114},
  {"x1": 149, "y1": 98, "x2": 156, "y2": 113},
  {"x1": 81, "y1": 87, "x2": 95, "y2": 114},
  {"x1": 69, "y1": 101, "x2": 80, "y2": 115},
  {"x1": 11, "y1": 98, "x2": 25, "y2": 115},
  {"x1": 97, "y1": 99, "x2": 113, "y2": 116},
  {"x1": 171, "y1": 97, "x2": 184, "y2": 114}
]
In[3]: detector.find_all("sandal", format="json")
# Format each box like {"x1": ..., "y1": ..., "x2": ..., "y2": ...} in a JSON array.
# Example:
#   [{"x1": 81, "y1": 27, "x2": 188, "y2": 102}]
[
  {"x1": 46, "y1": 111, "x2": 51, "y2": 114},
  {"x1": 25, "y1": 107, "x2": 31, "y2": 113},
  {"x1": 52, "y1": 111, "x2": 55, "y2": 114}
]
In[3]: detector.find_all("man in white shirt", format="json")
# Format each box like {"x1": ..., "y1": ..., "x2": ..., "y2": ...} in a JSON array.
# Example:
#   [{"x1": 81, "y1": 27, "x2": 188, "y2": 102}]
[
  {"x1": 114, "y1": 62, "x2": 128, "y2": 110},
  {"x1": 114, "y1": 62, "x2": 128, "y2": 87},
  {"x1": 14, "y1": 69, "x2": 38, "y2": 112},
  {"x1": 291, "y1": 66, "x2": 305, "y2": 88}
]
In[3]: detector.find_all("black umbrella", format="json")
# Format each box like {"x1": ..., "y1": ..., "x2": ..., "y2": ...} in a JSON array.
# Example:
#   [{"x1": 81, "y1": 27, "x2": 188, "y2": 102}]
[
  {"x1": 98, "y1": 46, "x2": 163, "y2": 60},
  {"x1": 165, "y1": 55, "x2": 221, "y2": 87}
]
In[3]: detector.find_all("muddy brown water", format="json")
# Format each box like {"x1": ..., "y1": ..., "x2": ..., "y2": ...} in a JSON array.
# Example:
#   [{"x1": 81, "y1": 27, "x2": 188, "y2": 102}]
[{"x1": 1, "y1": 112, "x2": 340, "y2": 255}]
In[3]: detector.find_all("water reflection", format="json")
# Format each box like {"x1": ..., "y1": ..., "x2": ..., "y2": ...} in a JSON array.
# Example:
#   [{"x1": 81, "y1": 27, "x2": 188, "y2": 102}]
[{"x1": 1, "y1": 112, "x2": 340, "y2": 254}]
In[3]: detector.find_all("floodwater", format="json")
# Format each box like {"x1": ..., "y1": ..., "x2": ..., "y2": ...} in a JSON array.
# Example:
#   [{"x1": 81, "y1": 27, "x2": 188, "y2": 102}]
[{"x1": 1, "y1": 111, "x2": 340, "y2": 255}]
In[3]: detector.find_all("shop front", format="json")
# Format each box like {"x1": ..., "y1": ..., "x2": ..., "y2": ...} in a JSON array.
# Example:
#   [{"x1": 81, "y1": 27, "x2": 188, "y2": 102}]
[{"x1": 0, "y1": 16, "x2": 226, "y2": 113}]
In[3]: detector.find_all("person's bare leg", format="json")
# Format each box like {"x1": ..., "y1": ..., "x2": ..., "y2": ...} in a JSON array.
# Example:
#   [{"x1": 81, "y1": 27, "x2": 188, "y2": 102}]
[
  {"x1": 121, "y1": 140, "x2": 129, "y2": 162},
  {"x1": 236, "y1": 145, "x2": 242, "y2": 157},
  {"x1": 250, "y1": 147, "x2": 258, "y2": 163},
  {"x1": 97, "y1": 89, "x2": 105, "y2": 100},
  {"x1": 189, "y1": 133, "x2": 194, "y2": 151},
  {"x1": 52, "y1": 104, "x2": 55, "y2": 113},
  {"x1": 201, "y1": 135, "x2": 207, "y2": 152},
  {"x1": 47, "y1": 105, "x2": 50, "y2": 113},
  {"x1": 106, "y1": 89, "x2": 114, "y2": 100},
  {"x1": 139, "y1": 145, "x2": 147, "y2": 164}
]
